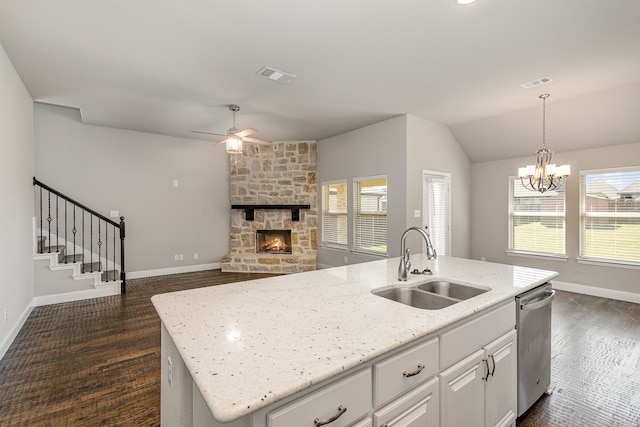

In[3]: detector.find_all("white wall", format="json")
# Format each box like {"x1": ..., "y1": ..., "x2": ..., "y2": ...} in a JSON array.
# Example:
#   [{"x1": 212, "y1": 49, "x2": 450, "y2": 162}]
[
  {"x1": 317, "y1": 116, "x2": 407, "y2": 267},
  {"x1": 406, "y1": 115, "x2": 471, "y2": 258},
  {"x1": 317, "y1": 115, "x2": 472, "y2": 268},
  {"x1": 471, "y1": 142, "x2": 640, "y2": 297},
  {"x1": 34, "y1": 103, "x2": 231, "y2": 274},
  {"x1": 0, "y1": 43, "x2": 34, "y2": 358}
]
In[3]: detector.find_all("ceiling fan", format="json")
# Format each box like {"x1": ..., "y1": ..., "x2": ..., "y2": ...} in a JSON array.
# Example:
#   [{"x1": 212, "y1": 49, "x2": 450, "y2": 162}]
[{"x1": 193, "y1": 104, "x2": 271, "y2": 154}]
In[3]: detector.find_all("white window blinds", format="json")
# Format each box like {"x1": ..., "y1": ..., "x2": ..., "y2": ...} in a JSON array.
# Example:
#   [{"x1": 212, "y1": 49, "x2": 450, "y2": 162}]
[
  {"x1": 321, "y1": 181, "x2": 348, "y2": 247},
  {"x1": 354, "y1": 177, "x2": 387, "y2": 254},
  {"x1": 509, "y1": 178, "x2": 566, "y2": 255},
  {"x1": 580, "y1": 168, "x2": 640, "y2": 265},
  {"x1": 423, "y1": 172, "x2": 450, "y2": 256}
]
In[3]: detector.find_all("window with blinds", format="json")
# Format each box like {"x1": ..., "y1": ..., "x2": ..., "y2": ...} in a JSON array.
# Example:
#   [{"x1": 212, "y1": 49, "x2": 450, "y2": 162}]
[
  {"x1": 423, "y1": 172, "x2": 451, "y2": 256},
  {"x1": 580, "y1": 167, "x2": 640, "y2": 266},
  {"x1": 321, "y1": 181, "x2": 348, "y2": 247},
  {"x1": 354, "y1": 176, "x2": 387, "y2": 254},
  {"x1": 508, "y1": 178, "x2": 566, "y2": 256}
]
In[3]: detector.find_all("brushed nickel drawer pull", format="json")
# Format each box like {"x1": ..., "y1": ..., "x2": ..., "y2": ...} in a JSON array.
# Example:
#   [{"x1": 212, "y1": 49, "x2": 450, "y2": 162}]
[
  {"x1": 403, "y1": 363, "x2": 425, "y2": 378},
  {"x1": 314, "y1": 405, "x2": 347, "y2": 426}
]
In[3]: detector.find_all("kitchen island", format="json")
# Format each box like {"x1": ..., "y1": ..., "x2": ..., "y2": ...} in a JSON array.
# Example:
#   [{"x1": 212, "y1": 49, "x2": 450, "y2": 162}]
[{"x1": 151, "y1": 255, "x2": 558, "y2": 427}]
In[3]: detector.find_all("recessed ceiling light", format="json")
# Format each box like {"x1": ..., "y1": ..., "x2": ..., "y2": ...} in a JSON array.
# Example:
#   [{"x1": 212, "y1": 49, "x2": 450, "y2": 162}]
[
  {"x1": 520, "y1": 76, "x2": 553, "y2": 89},
  {"x1": 456, "y1": 0, "x2": 477, "y2": 5},
  {"x1": 256, "y1": 66, "x2": 296, "y2": 85}
]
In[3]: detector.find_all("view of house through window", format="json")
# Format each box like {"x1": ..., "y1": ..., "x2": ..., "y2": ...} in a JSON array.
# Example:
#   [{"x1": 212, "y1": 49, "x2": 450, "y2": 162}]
[
  {"x1": 321, "y1": 181, "x2": 348, "y2": 247},
  {"x1": 580, "y1": 167, "x2": 640, "y2": 265},
  {"x1": 354, "y1": 176, "x2": 387, "y2": 254},
  {"x1": 508, "y1": 178, "x2": 566, "y2": 256}
]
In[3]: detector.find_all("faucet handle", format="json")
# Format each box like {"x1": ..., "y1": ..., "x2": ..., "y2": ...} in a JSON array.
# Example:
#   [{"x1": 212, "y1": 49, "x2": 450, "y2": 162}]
[{"x1": 405, "y1": 248, "x2": 411, "y2": 269}]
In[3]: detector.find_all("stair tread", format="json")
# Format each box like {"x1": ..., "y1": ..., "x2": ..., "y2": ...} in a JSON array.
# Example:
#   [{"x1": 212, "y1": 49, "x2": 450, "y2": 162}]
[
  {"x1": 62, "y1": 254, "x2": 83, "y2": 263},
  {"x1": 40, "y1": 245, "x2": 66, "y2": 253}
]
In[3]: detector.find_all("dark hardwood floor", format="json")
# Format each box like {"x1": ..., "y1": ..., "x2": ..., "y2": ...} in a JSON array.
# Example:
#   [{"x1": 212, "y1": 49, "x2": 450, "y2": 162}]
[{"x1": 0, "y1": 271, "x2": 638, "y2": 426}]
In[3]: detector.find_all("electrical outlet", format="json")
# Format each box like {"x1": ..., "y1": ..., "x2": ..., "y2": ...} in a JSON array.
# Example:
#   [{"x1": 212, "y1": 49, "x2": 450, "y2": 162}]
[
  {"x1": 167, "y1": 357, "x2": 173, "y2": 389},
  {"x1": 173, "y1": 180, "x2": 179, "y2": 187},
  {"x1": 194, "y1": 253, "x2": 198, "y2": 260},
  {"x1": 3, "y1": 309, "x2": 7, "y2": 323},
  {"x1": 179, "y1": 254, "x2": 184, "y2": 261},
  {"x1": 174, "y1": 254, "x2": 179, "y2": 261}
]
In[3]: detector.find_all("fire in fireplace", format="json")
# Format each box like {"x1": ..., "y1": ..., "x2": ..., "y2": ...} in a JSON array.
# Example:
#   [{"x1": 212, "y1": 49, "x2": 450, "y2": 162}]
[{"x1": 256, "y1": 230, "x2": 292, "y2": 254}]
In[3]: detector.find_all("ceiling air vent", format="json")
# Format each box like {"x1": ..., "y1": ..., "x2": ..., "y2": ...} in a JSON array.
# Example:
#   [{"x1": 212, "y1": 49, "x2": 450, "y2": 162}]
[
  {"x1": 520, "y1": 76, "x2": 553, "y2": 89},
  {"x1": 256, "y1": 66, "x2": 296, "y2": 84}
]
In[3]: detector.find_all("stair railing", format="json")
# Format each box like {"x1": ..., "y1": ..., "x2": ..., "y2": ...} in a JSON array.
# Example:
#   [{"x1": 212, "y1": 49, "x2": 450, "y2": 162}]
[{"x1": 33, "y1": 177, "x2": 126, "y2": 293}]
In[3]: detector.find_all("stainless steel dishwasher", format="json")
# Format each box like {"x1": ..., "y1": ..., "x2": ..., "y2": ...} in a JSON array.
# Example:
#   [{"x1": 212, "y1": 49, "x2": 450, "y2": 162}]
[{"x1": 516, "y1": 282, "x2": 555, "y2": 417}]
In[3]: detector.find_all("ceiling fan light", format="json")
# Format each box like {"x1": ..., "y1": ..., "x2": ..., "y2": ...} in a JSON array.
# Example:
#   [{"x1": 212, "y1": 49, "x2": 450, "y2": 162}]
[{"x1": 226, "y1": 137, "x2": 243, "y2": 154}]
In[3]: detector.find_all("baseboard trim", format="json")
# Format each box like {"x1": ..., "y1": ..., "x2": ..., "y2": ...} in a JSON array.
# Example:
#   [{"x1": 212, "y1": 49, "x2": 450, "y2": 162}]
[
  {"x1": 127, "y1": 263, "x2": 221, "y2": 279},
  {"x1": 552, "y1": 280, "x2": 640, "y2": 304},
  {"x1": 32, "y1": 285, "x2": 120, "y2": 307},
  {"x1": 0, "y1": 301, "x2": 34, "y2": 361}
]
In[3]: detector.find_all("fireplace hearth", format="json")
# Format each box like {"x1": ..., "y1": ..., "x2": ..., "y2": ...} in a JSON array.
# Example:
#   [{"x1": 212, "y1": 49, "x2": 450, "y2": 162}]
[{"x1": 256, "y1": 230, "x2": 292, "y2": 254}]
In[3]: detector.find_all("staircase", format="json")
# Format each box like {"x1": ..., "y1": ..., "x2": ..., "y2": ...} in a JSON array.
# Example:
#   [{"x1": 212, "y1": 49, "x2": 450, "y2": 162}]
[{"x1": 33, "y1": 177, "x2": 126, "y2": 301}]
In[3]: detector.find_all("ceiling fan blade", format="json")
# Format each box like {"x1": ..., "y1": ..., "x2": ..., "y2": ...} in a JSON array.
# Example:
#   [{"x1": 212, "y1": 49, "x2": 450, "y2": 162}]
[
  {"x1": 243, "y1": 137, "x2": 271, "y2": 145},
  {"x1": 192, "y1": 130, "x2": 227, "y2": 137},
  {"x1": 235, "y1": 128, "x2": 257, "y2": 138}
]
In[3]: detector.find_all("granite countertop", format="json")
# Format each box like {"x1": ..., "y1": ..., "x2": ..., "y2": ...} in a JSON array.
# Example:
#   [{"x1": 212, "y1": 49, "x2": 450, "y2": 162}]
[{"x1": 151, "y1": 255, "x2": 558, "y2": 422}]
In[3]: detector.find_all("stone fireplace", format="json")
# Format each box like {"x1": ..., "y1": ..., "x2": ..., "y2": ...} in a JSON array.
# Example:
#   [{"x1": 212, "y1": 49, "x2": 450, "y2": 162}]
[{"x1": 221, "y1": 141, "x2": 318, "y2": 274}]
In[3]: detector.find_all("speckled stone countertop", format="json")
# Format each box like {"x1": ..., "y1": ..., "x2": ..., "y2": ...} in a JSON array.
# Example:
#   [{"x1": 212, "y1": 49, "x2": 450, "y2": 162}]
[{"x1": 151, "y1": 255, "x2": 558, "y2": 422}]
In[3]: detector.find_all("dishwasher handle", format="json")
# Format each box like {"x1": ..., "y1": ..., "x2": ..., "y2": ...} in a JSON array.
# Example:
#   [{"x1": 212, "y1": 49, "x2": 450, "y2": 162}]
[{"x1": 520, "y1": 289, "x2": 555, "y2": 311}]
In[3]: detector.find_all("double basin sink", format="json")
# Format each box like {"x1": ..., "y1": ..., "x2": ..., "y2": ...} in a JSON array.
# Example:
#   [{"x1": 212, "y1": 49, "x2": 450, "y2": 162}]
[{"x1": 373, "y1": 280, "x2": 489, "y2": 310}]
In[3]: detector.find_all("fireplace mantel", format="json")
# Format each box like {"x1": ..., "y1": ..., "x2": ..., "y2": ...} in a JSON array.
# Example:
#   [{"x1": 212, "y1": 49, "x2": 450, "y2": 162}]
[{"x1": 231, "y1": 204, "x2": 311, "y2": 221}]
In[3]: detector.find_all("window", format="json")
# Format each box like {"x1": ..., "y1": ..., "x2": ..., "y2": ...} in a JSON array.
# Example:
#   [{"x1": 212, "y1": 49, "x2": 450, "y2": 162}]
[
  {"x1": 321, "y1": 181, "x2": 348, "y2": 247},
  {"x1": 423, "y1": 171, "x2": 451, "y2": 256},
  {"x1": 579, "y1": 167, "x2": 640, "y2": 266},
  {"x1": 508, "y1": 178, "x2": 566, "y2": 257},
  {"x1": 354, "y1": 176, "x2": 387, "y2": 254}
]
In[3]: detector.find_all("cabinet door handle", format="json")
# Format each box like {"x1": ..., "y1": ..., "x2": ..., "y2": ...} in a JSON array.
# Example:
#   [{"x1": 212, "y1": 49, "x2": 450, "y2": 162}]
[
  {"x1": 489, "y1": 354, "x2": 496, "y2": 377},
  {"x1": 482, "y1": 358, "x2": 490, "y2": 381},
  {"x1": 314, "y1": 405, "x2": 347, "y2": 426},
  {"x1": 403, "y1": 363, "x2": 425, "y2": 378}
]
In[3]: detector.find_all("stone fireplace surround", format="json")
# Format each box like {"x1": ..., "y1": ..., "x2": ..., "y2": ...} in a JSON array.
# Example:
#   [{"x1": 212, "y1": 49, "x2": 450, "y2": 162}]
[{"x1": 221, "y1": 141, "x2": 318, "y2": 274}]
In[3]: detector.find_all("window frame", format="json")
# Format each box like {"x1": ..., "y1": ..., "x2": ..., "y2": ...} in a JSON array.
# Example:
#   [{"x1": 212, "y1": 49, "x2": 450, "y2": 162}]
[
  {"x1": 506, "y1": 176, "x2": 568, "y2": 261},
  {"x1": 578, "y1": 166, "x2": 640, "y2": 269},
  {"x1": 353, "y1": 175, "x2": 388, "y2": 256},
  {"x1": 320, "y1": 180, "x2": 349, "y2": 250},
  {"x1": 422, "y1": 170, "x2": 451, "y2": 257}
]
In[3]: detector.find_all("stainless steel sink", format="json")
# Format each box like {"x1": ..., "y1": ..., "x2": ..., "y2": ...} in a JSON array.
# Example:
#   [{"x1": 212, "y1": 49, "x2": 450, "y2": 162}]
[
  {"x1": 373, "y1": 287, "x2": 458, "y2": 310},
  {"x1": 416, "y1": 281, "x2": 488, "y2": 300},
  {"x1": 372, "y1": 280, "x2": 489, "y2": 310}
]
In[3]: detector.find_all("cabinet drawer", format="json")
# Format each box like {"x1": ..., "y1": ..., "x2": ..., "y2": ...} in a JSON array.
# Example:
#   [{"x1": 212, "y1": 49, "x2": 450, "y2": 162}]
[
  {"x1": 440, "y1": 301, "x2": 515, "y2": 369},
  {"x1": 373, "y1": 337, "x2": 438, "y2": 406},
  {"x1": 373, "y1": 377, "x2": 439, "y2": 427},
  {"x1": 267, "y1": 369, "x2": 372, "y2": 427}
]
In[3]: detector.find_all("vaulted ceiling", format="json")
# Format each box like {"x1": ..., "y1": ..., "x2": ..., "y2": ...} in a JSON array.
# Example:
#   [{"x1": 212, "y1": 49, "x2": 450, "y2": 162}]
[{"x1": 1, "y1": 0, "x2": 639, "y2": 162}]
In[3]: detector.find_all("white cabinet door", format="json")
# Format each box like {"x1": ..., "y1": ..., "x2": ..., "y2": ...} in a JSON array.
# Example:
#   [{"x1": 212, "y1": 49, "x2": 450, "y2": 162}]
[
  {"x1": 484, "y1": 330, "x2": 517, "y2": 427},
  {"x1": 374, "y1": 377, "x2": 439, "y2": 427},
  {"x1": 439, "y1": 349, "x2": 485, "y2": 427}
]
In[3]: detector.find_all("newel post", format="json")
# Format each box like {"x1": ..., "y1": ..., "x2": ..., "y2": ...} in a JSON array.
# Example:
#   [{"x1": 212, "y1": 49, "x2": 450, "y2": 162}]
[{"x1": 119, "y1": 216, "x2": 126, "y2": 294}]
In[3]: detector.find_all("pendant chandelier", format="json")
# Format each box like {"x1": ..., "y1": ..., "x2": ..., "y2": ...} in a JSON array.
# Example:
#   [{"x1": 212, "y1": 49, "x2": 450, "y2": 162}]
[{"x1": 518, "y1": 94, "x2": 570, "y2": 193}]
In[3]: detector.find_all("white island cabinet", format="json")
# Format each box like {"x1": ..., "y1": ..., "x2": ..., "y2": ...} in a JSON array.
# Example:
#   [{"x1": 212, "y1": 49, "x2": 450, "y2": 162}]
[{"x1": 152, "y1": 256, "x2": 558, "y2": 427}]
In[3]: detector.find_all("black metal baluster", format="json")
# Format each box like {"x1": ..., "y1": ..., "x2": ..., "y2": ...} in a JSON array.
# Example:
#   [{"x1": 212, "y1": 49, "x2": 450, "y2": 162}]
[
  {"x1": 47, "y1": 191, "x2": 52, "y2": 253},
  {"x1": 64, "y1": 200, "x2": 68, "y2": 262},
  {"x1": 39, "y1": 186, "x2": 43, "y2": 254},
  {"x1": 105, "y1": 226, "x2": 108, "y2": 281},
  {"x1": 97, "y1": 218, "x2": 102, "y2": 273},
  {"x1": 82, "y1": 209, "x2": 85, "y2": 268},
  {"x1": 55, "y1": 195, "x2": 59, "y2": 250},
  {"x1": 90, "y1": 214, "x2": 93, "y2": 272},
  {"x1": 72, "y1": 205, "x2": 77, "y2": 263},
  {"x1": 113, "y1": 225, "x2": 116, "y2": 283}
]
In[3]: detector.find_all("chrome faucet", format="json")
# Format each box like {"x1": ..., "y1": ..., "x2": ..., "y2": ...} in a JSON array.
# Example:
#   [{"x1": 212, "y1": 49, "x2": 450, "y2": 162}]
[{"x1": 398, "y1": 227, "x2": 437, "y2": 281}]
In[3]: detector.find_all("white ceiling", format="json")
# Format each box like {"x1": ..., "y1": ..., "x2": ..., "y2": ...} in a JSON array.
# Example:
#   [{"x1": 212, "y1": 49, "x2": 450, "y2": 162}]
[{"x1": 1, "y1": 0, "x2": 639, "y2": 163}]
